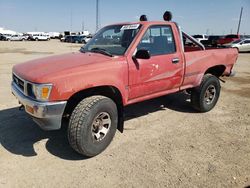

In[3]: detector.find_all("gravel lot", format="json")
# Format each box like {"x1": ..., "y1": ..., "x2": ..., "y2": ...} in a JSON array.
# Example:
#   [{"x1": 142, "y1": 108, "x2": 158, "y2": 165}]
[{"x1": 0, "y1": 40, "x2": 250, "y2": 188}]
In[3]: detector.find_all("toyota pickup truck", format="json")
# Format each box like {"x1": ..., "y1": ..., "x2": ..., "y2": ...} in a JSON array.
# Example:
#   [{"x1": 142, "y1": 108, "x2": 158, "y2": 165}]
[{"x1": 11, "y1": 12, "x2": 238, "y2": 157}]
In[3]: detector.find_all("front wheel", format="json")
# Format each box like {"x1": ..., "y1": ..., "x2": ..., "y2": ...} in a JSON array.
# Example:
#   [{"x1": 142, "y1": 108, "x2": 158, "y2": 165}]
[
  {"x1": 68, "y1": 95, "x2": 118, "y2": 157},
  {"x1": 191, "y1": 74, "x2": 221, "y2": 112}
]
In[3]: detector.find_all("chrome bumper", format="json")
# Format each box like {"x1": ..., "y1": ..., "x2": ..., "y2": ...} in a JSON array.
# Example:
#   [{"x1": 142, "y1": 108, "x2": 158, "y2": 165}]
[{"x1": 11, "y1": 82, "x2": 67, "y2": 130}]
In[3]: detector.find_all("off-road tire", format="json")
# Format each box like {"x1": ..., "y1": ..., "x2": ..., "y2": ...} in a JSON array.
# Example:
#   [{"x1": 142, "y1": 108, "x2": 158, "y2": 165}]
[
  {"x1": 191, "y1": 74, "x2": 221, "y2": 112},
  {"x1": 68, "y1": 95, "x2": 118, "y2": 157}
]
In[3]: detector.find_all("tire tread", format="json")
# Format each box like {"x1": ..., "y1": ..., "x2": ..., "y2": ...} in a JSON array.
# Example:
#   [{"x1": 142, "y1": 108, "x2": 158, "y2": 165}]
[
  {"x1": 191, "y1": 74, "x2": 220, "y2": 112},
  {"x1": 68, "y1": 95, "x2": 107, "y2": 155}
]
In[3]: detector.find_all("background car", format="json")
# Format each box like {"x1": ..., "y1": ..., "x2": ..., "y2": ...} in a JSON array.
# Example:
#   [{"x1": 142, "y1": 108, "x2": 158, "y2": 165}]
[
  {"x1": 217, "y1": 34, "x2": 240, "y2": 45},
  {"x1": 201, "y1": 35, "x2": 223, "y2": 47},
  {"x1": 71, "y1": 35, "x2": 85, "y2": 43},
  {"x1": 82, "y1": 36, "x2": 92, "y2": 44},
  {"x1": 60, "y1": 35, "x2": 67, "y2": 42},
  {"x1": 2, "y1": 34, "x2": 12, "y2": 41},
  {"x1": 0, "y1": 34, "x2": 6, "y2": 40},
  {"x1": 192, "y1": 34, "x2": 208, "y2": 42},
  {"x1": 64, "y1": 35, "x2": 75, "y2": 42},
  {"x1": 226, "y1": 39, "x2": 250, "y2": 52},
  {"x1": 29, "y1": 33, "x2": 49, "y2": 41},
  {"x1": 9, "y1": 34, "x2": 26, "y2": 41}
]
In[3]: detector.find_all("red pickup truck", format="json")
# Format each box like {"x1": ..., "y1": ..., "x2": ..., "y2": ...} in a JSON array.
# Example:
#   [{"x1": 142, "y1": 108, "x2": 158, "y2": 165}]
[{"x1": 12, "y1": 12, "x2": 238, "y2": 157}]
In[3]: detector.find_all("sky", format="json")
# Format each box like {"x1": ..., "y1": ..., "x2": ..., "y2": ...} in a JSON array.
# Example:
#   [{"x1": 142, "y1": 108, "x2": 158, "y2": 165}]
[{"x1": 0, "y1": 0, "x2": 250, "y2": 35}]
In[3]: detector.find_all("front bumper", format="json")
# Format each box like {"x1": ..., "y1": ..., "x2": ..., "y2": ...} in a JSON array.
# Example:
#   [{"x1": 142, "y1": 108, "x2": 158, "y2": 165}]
[{"x1": 11, "y1": 82, "x2": 67, "y2": 130}]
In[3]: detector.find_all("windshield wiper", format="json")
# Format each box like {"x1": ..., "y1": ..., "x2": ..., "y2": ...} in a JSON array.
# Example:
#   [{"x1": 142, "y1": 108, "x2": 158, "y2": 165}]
[{"x1": 90, "y1": 48, "x2": 113, "y2": 57}]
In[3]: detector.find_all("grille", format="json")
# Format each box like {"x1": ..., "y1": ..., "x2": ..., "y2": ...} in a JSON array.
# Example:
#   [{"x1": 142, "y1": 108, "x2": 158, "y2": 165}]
[{"x1": 13, "y1": 74, "x2": 25, "y2": 92}]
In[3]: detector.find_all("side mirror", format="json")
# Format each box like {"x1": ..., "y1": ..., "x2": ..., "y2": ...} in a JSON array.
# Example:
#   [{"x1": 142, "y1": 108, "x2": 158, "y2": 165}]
[{"x1": 134, "y1": 49, "x2": 151, "y2": 59}]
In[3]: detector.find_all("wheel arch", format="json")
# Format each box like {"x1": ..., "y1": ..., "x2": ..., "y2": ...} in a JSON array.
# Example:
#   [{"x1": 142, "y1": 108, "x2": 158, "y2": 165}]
[
  {"x1": 63, "y1": 85, "x2": 124, "y2": 133},
  {"x1": 205, "y1": 65, "x2": 226, "y2": 77}
]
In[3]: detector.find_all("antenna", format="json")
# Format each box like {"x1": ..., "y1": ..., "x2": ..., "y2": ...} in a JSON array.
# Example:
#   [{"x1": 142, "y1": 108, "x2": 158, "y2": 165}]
[
  {"x1": 96, "y1": 0, "x2": 100, "y2": 31},
  {"x1": 237, "y1": 7, "x2": 243, "y2": 35}
]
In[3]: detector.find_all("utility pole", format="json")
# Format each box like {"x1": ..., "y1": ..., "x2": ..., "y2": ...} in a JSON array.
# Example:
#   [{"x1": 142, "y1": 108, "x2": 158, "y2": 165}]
[
  {"x1": 237, "y1": 7, "x2": 243, "y2": 35},
  {"x1": 96, "y1": 0, "x2": 99, "y2": 32}
]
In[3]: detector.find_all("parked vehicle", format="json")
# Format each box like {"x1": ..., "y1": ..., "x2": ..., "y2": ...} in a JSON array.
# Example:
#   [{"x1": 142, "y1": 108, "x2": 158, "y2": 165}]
[
  {"x1": 2, "y1": 34, "x2": 12, "y2": 41},
  {"x1": 60, "y1": 35, "x2": 91, "y2": 43},
  {"x1": 71, "y1": 35, "x2": 85, "y2": 43},
  {"x1": 225, "y1": 39, "x2": 250, "y2": 52},
  {"x1": 64, "y1": 35, "x2": 75, "y2": 42},
  {"x1": 11, "y1": 11, "x2": 238, "y2": 157},
  {"x1": 22, "y1": 33, "x2": 30, "y2": 40},
  {"x1": 27, "y1": 32, "x2": 49, "y2": 41},
  {"x1": 44, "y1": 33, "x2": 51, "y2": 40},
  {"x1": 8, "y1": 34, "x2": 26, "y2": 41},
  {"x1": 82, "y1": 36, "x2": 92, "y2": 44},
  {"x1": 48, "y1": 32, "x2": 61, "y2": 39},
  {"x1": 60, "y1": 35, "x2": 67, "y2": 42},
  {"x1": 0, "y1": 34, "x2": 6, "y2": 40},
  {"x1": 217, "y1": 34, "x2": 240, "y2": 45},
  {"x1": 201, "y1": 35, "x2": 223, "y2": 47},
  {"x1": 192, "y1": 34, "x2": 208, "y2": 42}
]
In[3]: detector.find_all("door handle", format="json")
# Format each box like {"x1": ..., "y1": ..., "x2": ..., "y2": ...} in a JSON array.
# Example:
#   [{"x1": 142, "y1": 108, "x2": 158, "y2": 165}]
[{"x1": 172, "y1": 58, "x2": 179, "y2": 64}]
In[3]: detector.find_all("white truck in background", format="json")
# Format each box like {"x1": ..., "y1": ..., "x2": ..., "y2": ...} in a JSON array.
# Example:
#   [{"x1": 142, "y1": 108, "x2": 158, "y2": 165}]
[
  {"x1": 26, "y1": 32, "x2": 50, "y2": 41},
  {"x1": 192, "y1": 34, "x2": 208, "y2": 42},
  {"x1": 48, "y1": 32, "x2": 61, "y2": 39}
]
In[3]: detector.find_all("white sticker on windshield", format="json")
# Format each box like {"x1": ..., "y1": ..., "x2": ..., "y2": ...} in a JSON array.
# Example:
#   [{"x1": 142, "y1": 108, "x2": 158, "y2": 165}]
[{"x1": 121, "y1": 24, "x2": 140, "y2": 30}]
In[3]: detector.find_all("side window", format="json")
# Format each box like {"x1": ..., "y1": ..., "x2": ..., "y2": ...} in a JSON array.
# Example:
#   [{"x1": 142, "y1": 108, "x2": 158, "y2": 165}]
[
  {"x1": 137, "y1": 25, "x2": 176, "y2": 56},
  {"x1": 243, "y1": 40, "x2": 250, "y2": 44}
]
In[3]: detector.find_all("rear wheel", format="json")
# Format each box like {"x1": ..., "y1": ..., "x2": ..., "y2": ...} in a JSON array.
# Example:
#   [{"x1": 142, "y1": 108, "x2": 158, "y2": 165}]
[
  {"x1": 68, "y1": 95, "x2": 118, "y2": 157},
  {"x1": 191, "y1": 74, "x2": 221, "y2": 112}
]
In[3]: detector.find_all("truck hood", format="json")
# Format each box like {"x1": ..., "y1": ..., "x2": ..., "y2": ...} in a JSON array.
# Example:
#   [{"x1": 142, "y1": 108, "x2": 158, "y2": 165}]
[{"x1": 13, "y1": 52, "x2": 114, "y2": 83}]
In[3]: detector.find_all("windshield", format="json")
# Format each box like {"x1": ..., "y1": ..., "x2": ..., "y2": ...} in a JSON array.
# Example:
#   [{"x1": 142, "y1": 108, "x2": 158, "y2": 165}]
[{"x1": 81, "y1": 24, "x2": 141, "y2": 56}]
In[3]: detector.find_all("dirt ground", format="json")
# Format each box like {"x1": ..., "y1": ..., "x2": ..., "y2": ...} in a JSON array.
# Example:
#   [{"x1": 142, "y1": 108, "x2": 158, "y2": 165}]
[{"x1": 0, "y1": 40, "x2": 250, "y2": 188}]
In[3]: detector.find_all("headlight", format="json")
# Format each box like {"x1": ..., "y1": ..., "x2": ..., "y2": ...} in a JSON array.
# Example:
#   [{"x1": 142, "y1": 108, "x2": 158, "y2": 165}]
[{"x1": 32, "y1": 84, "x2": 52, "y2": 101}]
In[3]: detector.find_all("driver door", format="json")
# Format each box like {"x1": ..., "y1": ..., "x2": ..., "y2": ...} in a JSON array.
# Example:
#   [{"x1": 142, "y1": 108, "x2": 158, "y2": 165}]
[{"x1": 128, "y1": 25, "x2": 183, "y2": 100}]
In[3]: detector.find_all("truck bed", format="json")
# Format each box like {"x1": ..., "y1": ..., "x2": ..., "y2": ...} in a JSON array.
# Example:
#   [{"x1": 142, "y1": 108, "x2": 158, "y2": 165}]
[{"x1": 181, "y1": 48, "x2": 238, "y2": 90}]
